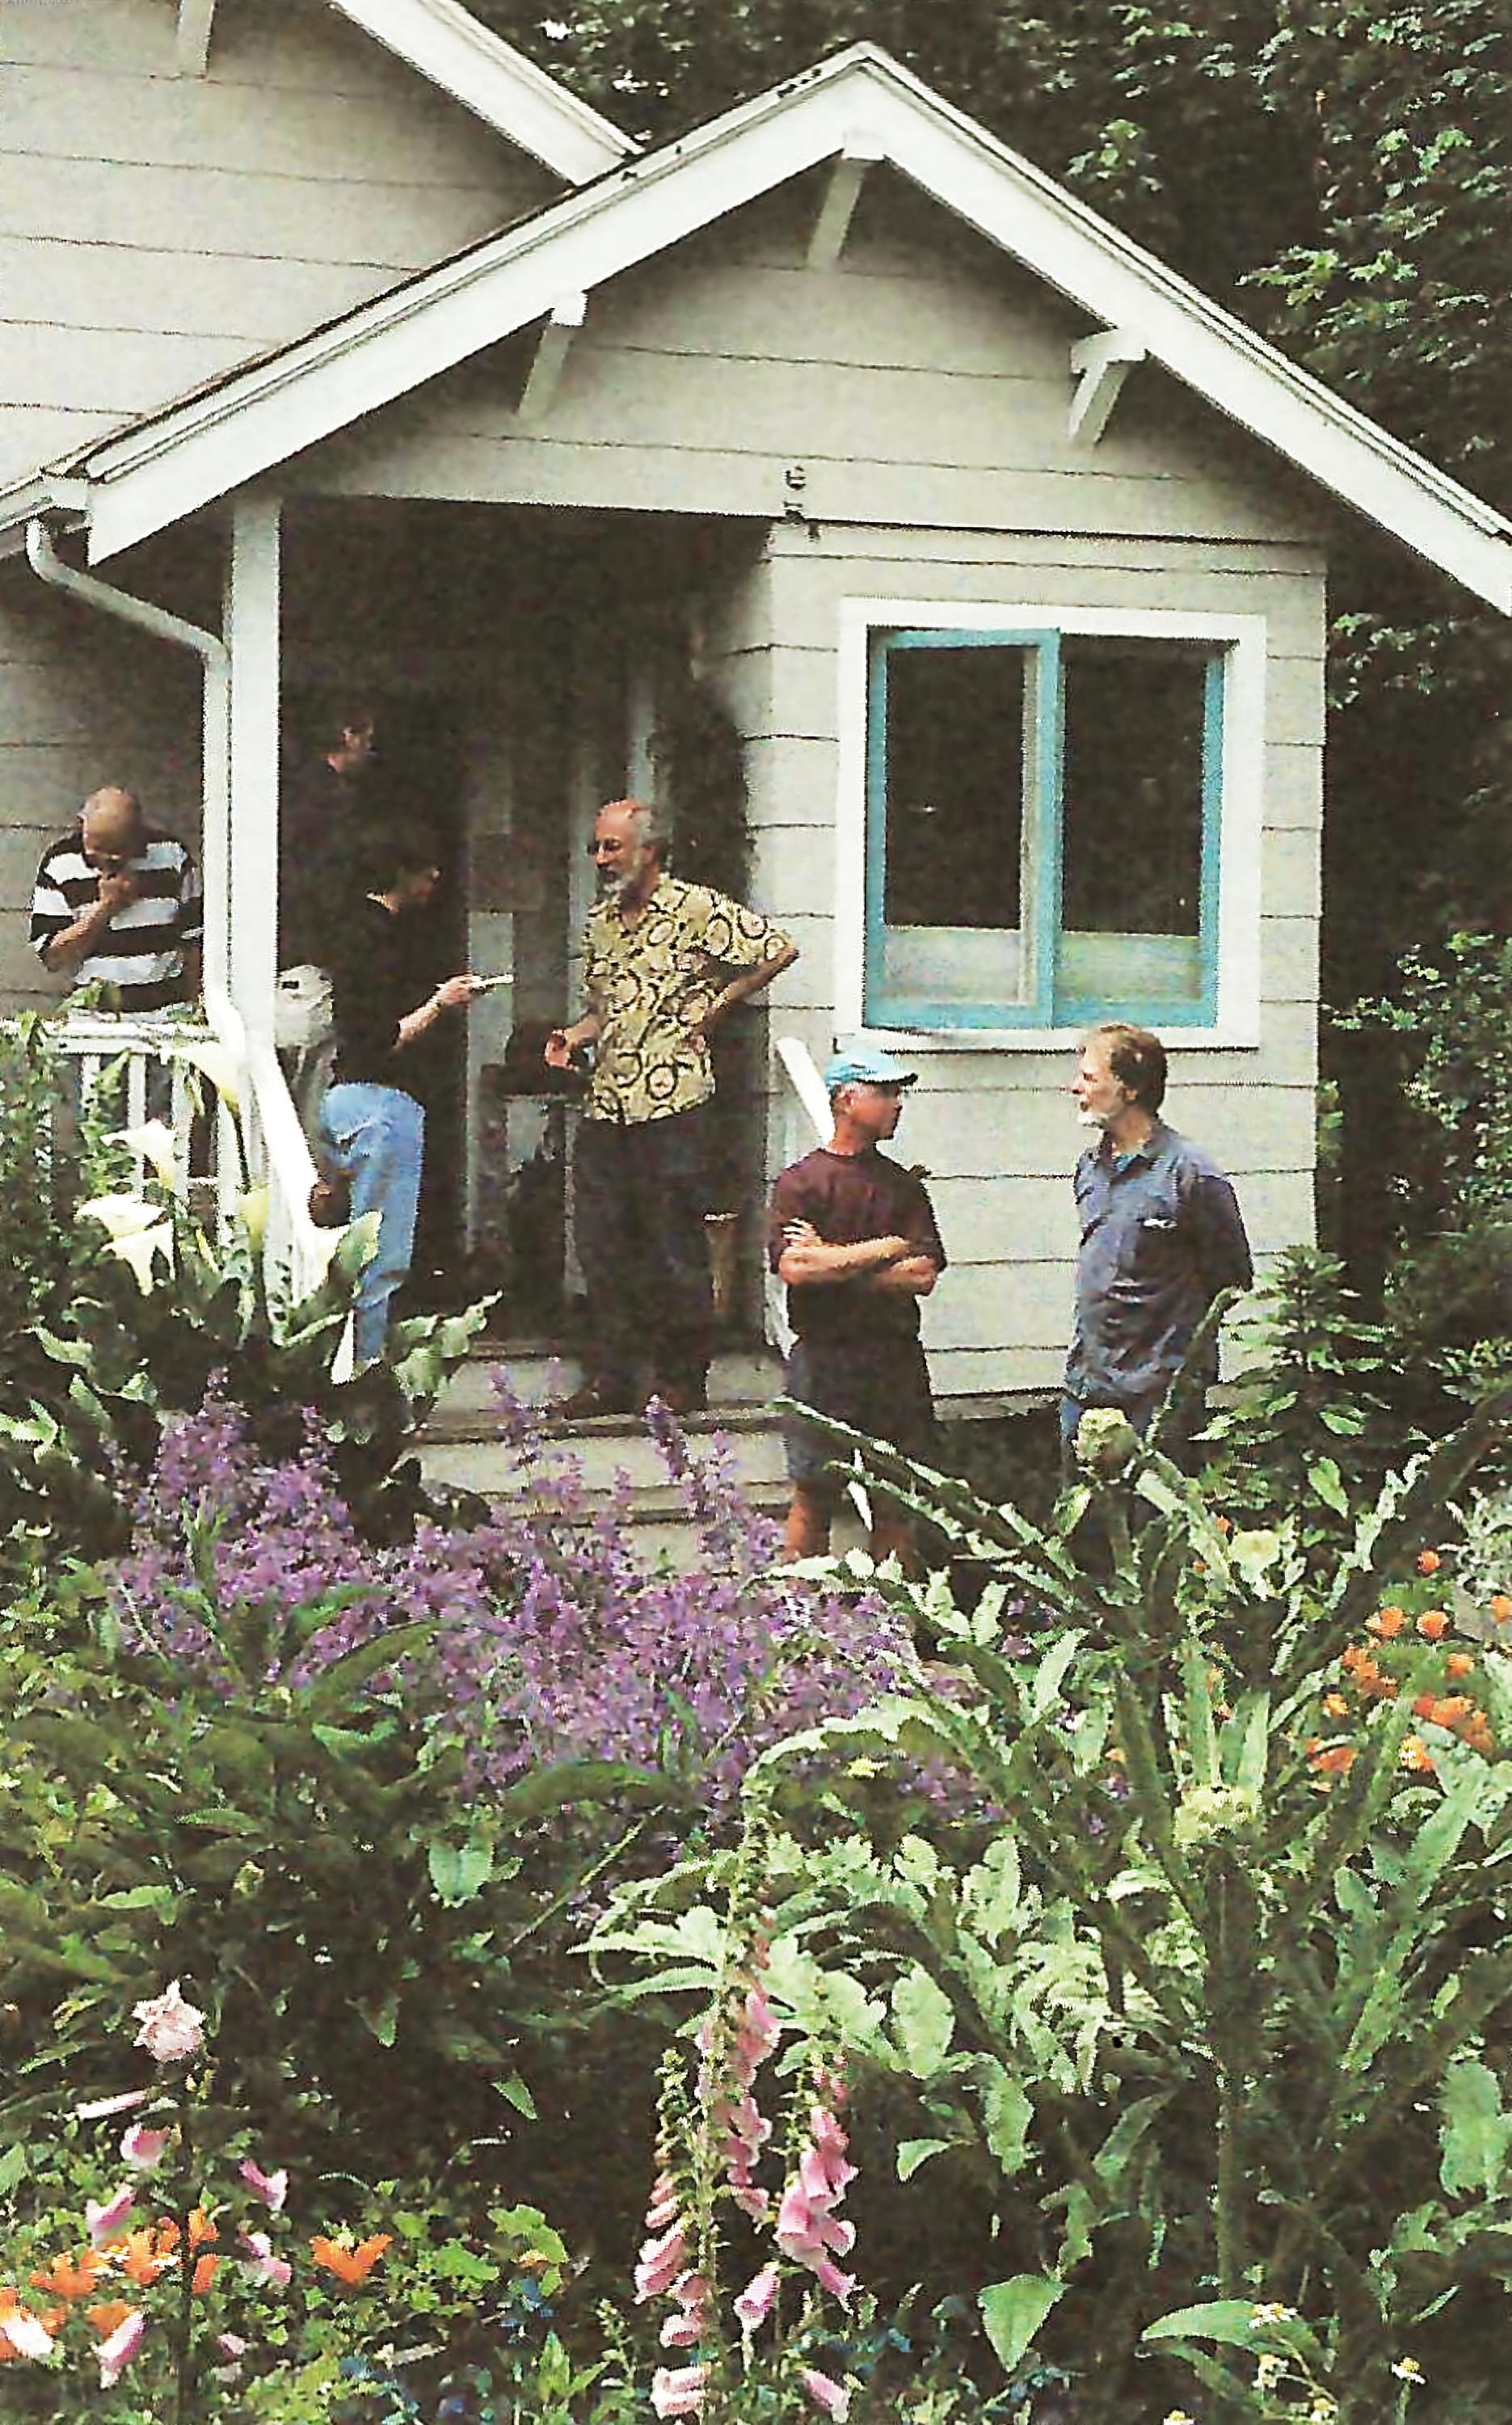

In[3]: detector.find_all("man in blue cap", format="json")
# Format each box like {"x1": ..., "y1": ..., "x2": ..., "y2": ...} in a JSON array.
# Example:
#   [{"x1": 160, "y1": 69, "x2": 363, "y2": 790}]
[{"x1": 769, "y1": 1048, "x2": 946, "y2": 1564}]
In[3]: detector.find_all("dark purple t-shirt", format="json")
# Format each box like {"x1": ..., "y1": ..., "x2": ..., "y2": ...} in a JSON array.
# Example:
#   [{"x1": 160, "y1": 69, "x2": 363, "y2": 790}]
[{"x1": 768, "y1": 1146, "x2": 946, "y2": 1344}]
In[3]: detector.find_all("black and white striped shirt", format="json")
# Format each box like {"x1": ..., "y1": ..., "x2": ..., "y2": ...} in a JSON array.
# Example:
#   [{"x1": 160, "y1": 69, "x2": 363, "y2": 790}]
[{"x1": 31, "y1": 827, "x2": 204, "y2": 1012}]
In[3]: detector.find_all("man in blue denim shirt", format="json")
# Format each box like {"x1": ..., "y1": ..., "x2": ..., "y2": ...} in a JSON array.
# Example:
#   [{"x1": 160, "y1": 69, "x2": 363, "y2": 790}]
[{"x1": 1061, "y1": 1023, "x2": 1252, "y2": 1468}]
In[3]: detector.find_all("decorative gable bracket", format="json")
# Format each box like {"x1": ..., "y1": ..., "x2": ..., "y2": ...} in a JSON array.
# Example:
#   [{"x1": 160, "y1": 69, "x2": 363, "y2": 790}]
[
  {"x1": 1068, "y1": 329, "x2": 1147, "y2": 448},
  {"x1": 807, "y1": 136, "x2": 885, "y2": 272},
  {"x1": 516, "y1": 293, "x2": 590, "y2": 425}
]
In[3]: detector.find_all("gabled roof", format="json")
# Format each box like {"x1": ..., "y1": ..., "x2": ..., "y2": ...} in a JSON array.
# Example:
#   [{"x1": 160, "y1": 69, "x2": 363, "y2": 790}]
[
  {"x1": 7, "y1": 42, "x2": 1511, "y2": 605},
  {"x1": 323, "y1": 0, "x2": 633, "y2": 182}
]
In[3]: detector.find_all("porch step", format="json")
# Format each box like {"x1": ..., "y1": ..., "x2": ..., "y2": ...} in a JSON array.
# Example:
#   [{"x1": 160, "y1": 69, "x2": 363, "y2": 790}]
[{"x1": 416, "y1": 1346, "x2": 794, "y2": 1562}]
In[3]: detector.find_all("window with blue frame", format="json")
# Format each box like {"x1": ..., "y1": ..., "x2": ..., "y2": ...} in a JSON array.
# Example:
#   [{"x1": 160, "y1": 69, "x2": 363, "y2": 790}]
[{"x1": 865, "y1": 626, "x2": 1226, "y2": 1031}]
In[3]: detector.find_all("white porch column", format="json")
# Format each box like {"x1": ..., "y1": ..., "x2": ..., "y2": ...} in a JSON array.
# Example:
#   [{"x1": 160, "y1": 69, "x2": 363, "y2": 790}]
[
  {"x1": 200, "y1": 639, "x2": 232, "y2": 1001},
  {"x1": 224, "y1": 496, "x2": 281, "y2": 1036}
]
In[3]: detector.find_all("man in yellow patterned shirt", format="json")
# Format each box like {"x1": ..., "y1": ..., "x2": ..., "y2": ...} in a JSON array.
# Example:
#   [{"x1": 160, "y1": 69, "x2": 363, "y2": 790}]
[{"x1": 545, "y1": 798, "x2": 798, "y2": 1417}]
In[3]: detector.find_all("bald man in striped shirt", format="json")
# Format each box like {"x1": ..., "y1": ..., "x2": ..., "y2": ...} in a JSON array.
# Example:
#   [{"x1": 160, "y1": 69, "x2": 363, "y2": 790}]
[{"x1": 32, "y1": 787, "x2": 202, "y2": 1013}]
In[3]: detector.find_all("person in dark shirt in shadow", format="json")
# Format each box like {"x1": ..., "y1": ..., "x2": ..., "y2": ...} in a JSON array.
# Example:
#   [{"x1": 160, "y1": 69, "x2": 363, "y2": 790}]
[{"x1": 317, "y1": 820, "x2": 484, "y2": 1366}]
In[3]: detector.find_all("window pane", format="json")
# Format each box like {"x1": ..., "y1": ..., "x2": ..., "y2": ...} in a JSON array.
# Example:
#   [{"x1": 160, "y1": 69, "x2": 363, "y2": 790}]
[
  {"x1": 1061, "y1": 639, "x2": 1207, "y2": 938},
  {"x1": 883, "y1": 646, "x2": 1024, "y2": 930}
]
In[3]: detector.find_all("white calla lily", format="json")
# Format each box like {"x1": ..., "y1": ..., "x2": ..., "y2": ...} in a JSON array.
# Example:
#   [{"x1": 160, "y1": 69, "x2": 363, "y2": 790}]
[
  {"x1": 173, "y1": 1038, "x2": 242, "y2": 1114},
  {"x1": 112, "y1": 1119, "x2": 179, "y2": 1190},
  {"x1": 78, "y1": 1195, "x2": 175, "y2": 1293}
]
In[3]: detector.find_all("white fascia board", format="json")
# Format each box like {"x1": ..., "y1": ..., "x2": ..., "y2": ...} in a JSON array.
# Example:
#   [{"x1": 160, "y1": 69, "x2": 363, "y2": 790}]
[
  {"x1": 0, "y1": 475, "x2": 91, "y2": 559},
  {"x1": 326, "y1": 0, "x2": 633, "y2": 180},
  {"x1": 73, "y1": 45, "x2": 1512, "y2": 606},
  {"x1": 850, "y1": 72, "x2": 1512, "y2": 610}
]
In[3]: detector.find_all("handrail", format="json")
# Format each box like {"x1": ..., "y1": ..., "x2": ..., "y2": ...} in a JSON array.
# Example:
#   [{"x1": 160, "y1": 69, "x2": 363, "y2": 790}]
[
  {"x1": 767, "y1": 1035, "x2": 832, "y2": 1351},
  {"x1": 204, "y1": 981, "x2": 339, "y2": 1316}
]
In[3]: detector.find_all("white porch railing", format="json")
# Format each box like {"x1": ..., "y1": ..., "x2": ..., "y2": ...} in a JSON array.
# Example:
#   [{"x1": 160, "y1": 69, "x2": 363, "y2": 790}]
[
  {"x1": 45, "y1": 997, "x2": 336, "y2": 1317},
  {"x1": 767, "y1": 1035, "x2": 832, "y2": 1352}
]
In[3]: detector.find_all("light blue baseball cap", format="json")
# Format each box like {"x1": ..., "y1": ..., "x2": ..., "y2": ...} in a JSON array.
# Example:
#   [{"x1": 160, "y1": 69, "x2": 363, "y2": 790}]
[{"x1": 822, "y1": 1048, "x2": 918, "y2": 1090}]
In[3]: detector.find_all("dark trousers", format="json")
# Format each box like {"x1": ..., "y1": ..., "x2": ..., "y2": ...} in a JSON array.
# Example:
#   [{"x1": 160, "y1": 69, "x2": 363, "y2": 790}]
[{"x1": 573, "y1": 1107, "x2": 713, "y2": 1402}]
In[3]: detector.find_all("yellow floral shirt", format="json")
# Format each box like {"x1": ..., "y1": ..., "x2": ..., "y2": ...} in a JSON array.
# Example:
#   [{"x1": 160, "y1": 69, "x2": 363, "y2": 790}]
[{"x1": 582, "y1": 874, "x2": 793, "y2": 1124}]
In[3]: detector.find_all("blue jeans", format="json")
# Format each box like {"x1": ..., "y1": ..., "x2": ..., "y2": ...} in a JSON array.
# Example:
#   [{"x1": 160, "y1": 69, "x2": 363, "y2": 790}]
[{"x1": 319, "y1": 1082, "x2": 425, "y2": 1366}]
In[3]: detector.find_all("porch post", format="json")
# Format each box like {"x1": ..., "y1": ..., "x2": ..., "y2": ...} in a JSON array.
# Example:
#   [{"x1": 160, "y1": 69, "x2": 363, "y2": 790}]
[
  {"x1": 200, "y1": 630, "x2": 231, "y2": 1002},
  {"x1": 224, "y1": 496, "x2": 281, "y2": 1038}
]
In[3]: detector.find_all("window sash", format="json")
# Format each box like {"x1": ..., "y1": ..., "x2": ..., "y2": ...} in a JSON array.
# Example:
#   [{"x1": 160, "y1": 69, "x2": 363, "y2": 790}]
[{"x1": 863, "y1": 629, "x2": 1223, "y2": 1031}]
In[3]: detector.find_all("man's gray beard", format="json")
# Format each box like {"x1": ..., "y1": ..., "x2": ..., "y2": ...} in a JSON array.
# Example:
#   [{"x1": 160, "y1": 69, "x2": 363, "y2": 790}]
[{"x1": 1076, "y1": 1107, "x2": 1110, "y2": 1130}]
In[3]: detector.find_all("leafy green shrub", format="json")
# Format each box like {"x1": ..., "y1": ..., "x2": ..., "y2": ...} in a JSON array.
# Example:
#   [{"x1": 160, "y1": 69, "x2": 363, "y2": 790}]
[{"x1": 590, "y1": 1393, "x2": 1512, "y2": 2424}]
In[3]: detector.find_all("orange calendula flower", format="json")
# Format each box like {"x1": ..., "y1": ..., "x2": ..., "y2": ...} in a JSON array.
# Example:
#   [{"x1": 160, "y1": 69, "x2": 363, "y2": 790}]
[
  {"x1": 1429, "y1": 1697, "x2": 1472, "y2": 1728},
  {"x1": 1490, "y1": 1595, "x2": 1512, "y2": 1625},
  {"x1": 192, "y1": 2254, "x2": 218, "y2": 2295},
  {"x1": 86, "y1": 2301, "x2": 137, "y2": 2339},
  {"x1": 1413, "y1": 1693, "x2": 1438, "y2": 1719},
  {"x1": 310, "y1": 2234, "x2": 392, "y2": 2285},
  {"x1": 1306, "y1": 1739, "x2": 1358, "y2": 1777},
  {"x1": 1446, "y1": 1651, "x2": 1476, "y2": 1680},
  {"x1": 1417, "y1": 1610, "x2": 1450, "y2": 1642},
  {"x1": 103, "y1": 2226, "x2": 178, "y2": 2287},
  {"x1": 1369, "y1": 1605, "x2": 1407, "y2": 1639},
  {"x1": 1417, "y1": 1550, "x2": 1442, "y2": 1575},
  {"x1": 1400, "y1": 1736, "x2": 1434, "y2": 1773},
  {"x1": 1323, "y1": 1693, "x2": 1350, "y2": 1719},
  {"x1": 30, "y1": 2250, "x2": 105, "y2": 2299}
]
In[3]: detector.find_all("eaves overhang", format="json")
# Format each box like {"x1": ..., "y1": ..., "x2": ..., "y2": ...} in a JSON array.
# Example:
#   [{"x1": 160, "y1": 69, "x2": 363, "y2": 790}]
[{"x1": 8, "y1": 43, "x2": 1510, "y2": 610}]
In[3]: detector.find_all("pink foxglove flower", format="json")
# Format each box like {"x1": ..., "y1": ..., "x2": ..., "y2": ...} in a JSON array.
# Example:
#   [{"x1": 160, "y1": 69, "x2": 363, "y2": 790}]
[
  {"x1": 98, "y1": 2309, "x2": 146, "y2": 2388},
  {"x1": 238, "y1": 2230, "x2": 293, "y2": 2290},
  {"x1": 86, "y1": 2184, "x2": 137, "y2": 2248},
  {"x1": 735, "y1": 2261, "x2": 779, "y2": 2334},
  {"x1": 238, "y1": 2159, "x2": 289, "y2": 2212},
  {"x1": 659, "y1": 2269, "x2": 714, "y2": 2350},
  {"x1": 3, "y1": 2306, "x2": 55, "y2": 2360},
  {"x1": 643, "y1": 2170, "x2": 682, "y2": 2233},
  {"x1": 773, "y1": 2077, "x2": 858, "y2": 2305},
  {"x1": 651, "y1": 2361, "x2": 710, "y2": 2418},
  {"x1": 635, "y1": 2219, "x2": 691, "y2": 2302},
  {"x1": 800, "y1": 2365, "x2": 852, "y2": 2420},
  {"x1": 75, "y1": 2090, "x2": 149, "y2": 2121},
  {"x1": 120, "y1": 2123, "x2": 171, "y2": 2171},
  {"x1": 217, "y1": 2333, "x2": 249, "y2": 2358},
  {"x1": 132, "y1": 1980, "x2": 204, "y2": 2063}
]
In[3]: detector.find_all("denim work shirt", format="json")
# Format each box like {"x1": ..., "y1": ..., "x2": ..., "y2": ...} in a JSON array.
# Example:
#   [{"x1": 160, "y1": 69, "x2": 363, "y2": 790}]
[{"x1": 1063, "y1": 1121, "x2": 1253, "y2": 1410}]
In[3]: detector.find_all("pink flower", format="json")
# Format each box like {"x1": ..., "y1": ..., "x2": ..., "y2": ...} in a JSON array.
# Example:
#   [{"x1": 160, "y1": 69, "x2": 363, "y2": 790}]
[
  {"x1": 74, "y1": 2090, "x2": 149, "y2": 2121},
  {"x1": 238, "y1": 2230, "x2": 293, "y2": 2290},
  {"x1": 659, "y1": 2270, "x2": 714, "y2": 2349},
  {"x1": 634, "y1": 2221, "x2": 690, "y2": 2303},
  {"x1": 800, "y1": 2366, "x2": 852, "y2": 2419},
  {"x1": 217, "y1": 2333, "x2": 249, "y2": 2358},
  {"x1": 132, "y1": 1980, "x2": 205, "y2": 2064},
  {"x1": 86, "y1": 2183, "x2": 137, "y2": 2247},
  {"x1": 238, "y1": 2159, "x2": 288, "y2": 2213},
  {"x1": 3, "y1": 2306, "x2": 55, "y2": 2360},
  {"x1": 735, "y1": 2262, "x2": 779, "y2": 2334},
  {"x1": 643, "y1": 2170, "x2": 682, "y2": 2232},
  {"x1": 773, "y1": 2083, "x2": 858, "y2": 2305},
  {"x1": 98, "y1": 2309, "x2": 146, "y2": 2388},
  {"x1": 651, "y1": 2362, "x2": 710, "y2": 2417},
  {"x1": 120, "y1": 2123, "x2": 172, "y2": 2171}
]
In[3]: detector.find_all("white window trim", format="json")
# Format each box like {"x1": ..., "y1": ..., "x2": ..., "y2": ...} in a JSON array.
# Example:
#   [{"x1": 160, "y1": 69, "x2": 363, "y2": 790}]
[{"x1": 835, "y1": 597, "x2": 1267, "y2": 1051}]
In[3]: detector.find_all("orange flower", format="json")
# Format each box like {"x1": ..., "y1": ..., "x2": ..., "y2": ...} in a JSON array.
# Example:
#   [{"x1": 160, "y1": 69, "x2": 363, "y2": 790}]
[
  {"x1": 192, "y1": 2254, "x2": 218, "y2": 2295},
  {"x1": 1369, "y1": 1605, "x2": 1407, "y2": 1639},
  {"x1": 1323, "y1": 1693, "x2": 1350, "y2": 1719},
  {"x1": 1416, "y1": 1609, "x2": 1449, "y2": 1642},
  {"x1": 1417, "y1": 1549, "x2": 1442, "y2": 1575},
  {"x1": 310, "y1": 2234, "x2": 391, "y2": 2285},
  {"x1": 1491, "y1": 1594, "x2": 1512, "y2": 1625},
  {"x1": 186, "y1": 2211, "x2": 217, "y2": 2251},
  {"x1": 1307, "y1": 1738, "x2": 1358, "y2": 1777},
  {"x1": 1400, "y1": 1735, "x2": 1434, "y2": 1773},
  {"x1": 1413, "y1": 1693, "x2": 1438, "y2": 1719},
  {"x1": 1429, "y1": 1697, "x2": 1472, "y2": 1728},
  {"x1": 103, "y1": 2226, "x2": 178, "y2": 2287},
  {"x1": 1447, "y1": 1651, "x2": 1476, "y2": 1680},
  {"x1": 86, "y1": 2301, "x2": 137, "y2": 2339},
  {"x1": 30, "y1": 2250, "x2": 104, "y2": 2299}
]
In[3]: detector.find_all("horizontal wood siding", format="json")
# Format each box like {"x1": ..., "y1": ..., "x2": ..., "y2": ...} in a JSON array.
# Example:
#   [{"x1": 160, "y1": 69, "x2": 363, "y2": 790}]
[
  {"x1": 0, "y1": 0, "x2": 550, "y2": 487},
  {"x1": 739, "y1": 516, "x2": 1321, "y2": 1399},
  {"x1": 0, "y1": 553, "x2": 205, "y2": 1009}
]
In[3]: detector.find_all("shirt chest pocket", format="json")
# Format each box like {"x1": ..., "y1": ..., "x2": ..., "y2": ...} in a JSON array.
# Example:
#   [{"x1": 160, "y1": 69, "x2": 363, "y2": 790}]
[{"x1": 1122, "y1": 1205, "x2": 1185, "y2": 1280}]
